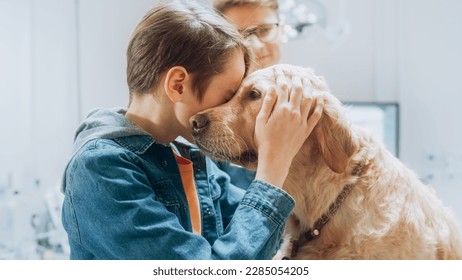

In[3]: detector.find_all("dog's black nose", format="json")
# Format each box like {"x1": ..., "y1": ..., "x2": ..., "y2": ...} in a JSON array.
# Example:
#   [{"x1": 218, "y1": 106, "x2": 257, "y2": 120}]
[{"x1": 190, "y1": 114, "x2": 209, "y2": 133}]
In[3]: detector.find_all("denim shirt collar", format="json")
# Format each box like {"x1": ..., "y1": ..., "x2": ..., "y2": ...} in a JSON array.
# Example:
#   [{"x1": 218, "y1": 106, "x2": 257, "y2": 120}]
[
  {"x1": 62, "y1": 107, "x2": 166, "y2": 191},
  {"x1": 113, "y1": 135, "x2": 156, "y2": 155}
]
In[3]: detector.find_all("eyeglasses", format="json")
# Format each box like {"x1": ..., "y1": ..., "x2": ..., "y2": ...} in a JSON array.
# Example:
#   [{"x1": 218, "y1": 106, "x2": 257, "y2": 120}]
[{"x1": 240, "y1": 23, "x2": 280, "y2": 43}]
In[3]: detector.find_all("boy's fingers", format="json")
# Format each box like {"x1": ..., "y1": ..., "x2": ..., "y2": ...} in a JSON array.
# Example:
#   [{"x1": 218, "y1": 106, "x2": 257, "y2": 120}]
[
  {"x1": 305, "y1": 99, "x2": 324, "y2": 135},
  {"x1": 274, "y1": 68, "x2": 289, "y2": 104},
  {"x1": 257, "y1": 87, "x2": 277, "y2": 124},
  {"x1": 300, "y1": 78, "x2": 314, "y2": 119},
  {"x1": 301, "y1": 96, "x2": 314, "y2": 120},
  {"x1": 289, "y1": 76, "x2": 304, "y2": 108}
]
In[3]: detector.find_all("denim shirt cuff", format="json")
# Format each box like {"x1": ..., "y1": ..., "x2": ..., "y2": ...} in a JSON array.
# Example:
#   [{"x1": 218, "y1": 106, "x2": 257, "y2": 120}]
[{"x1": 240, "y1": 180, "x2": 295, "y2": 226}]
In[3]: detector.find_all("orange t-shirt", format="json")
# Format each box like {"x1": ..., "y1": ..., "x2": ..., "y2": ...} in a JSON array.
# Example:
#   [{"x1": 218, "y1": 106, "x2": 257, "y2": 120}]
[{"x1": 173, "y1": 151, "x2": 202, "y2": 235}]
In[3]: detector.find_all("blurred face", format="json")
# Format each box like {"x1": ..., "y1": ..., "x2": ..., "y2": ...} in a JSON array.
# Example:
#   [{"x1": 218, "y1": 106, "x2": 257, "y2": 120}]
[
  {"x1": 223, "y1": 4, "x2": 282, "y2": 69},
  {"x1": 177, "y1": 49, "x2": 246, "y2": 142}
]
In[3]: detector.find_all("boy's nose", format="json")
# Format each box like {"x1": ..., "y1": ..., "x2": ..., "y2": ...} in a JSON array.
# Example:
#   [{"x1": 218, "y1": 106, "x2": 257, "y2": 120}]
[{"x1": 190, "y1": 113, "x2": 209, "y2": 133}]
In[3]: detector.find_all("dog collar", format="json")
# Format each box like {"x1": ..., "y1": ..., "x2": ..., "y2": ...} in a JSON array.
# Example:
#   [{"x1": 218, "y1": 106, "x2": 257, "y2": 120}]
[{"x1": 284, "y1": 163, "x2": 365, "y2": 259}]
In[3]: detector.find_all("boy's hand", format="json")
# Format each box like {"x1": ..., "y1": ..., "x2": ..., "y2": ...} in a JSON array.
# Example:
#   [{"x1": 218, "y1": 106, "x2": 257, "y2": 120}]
[{"x1": 254, "y1": 67, "x2": 324, "y2": 188}]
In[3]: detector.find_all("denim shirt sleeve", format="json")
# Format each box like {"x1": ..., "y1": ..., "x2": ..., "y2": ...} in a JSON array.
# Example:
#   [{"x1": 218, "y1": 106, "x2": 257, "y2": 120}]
[
  {"x1": 214, "y1": 180, "x2": 295, "y2": 259},
  {"x1": 62, "y1": 141, "x2": 295, "y2": 260}
]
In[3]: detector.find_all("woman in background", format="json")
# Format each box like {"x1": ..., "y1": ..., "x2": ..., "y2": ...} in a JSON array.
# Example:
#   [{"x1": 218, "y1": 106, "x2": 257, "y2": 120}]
[
  {"x1": 213, "y1": 0, "x2": 283, "y2": 69},
  {"x1": 213, "y1": 0, "x2": 284, "y2": 188}
]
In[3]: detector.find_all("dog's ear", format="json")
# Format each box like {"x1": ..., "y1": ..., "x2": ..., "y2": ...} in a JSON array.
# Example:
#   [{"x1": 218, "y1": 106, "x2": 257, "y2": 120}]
[{"x1": 314, "y1": 96, "x2": 358, "y2": 174}]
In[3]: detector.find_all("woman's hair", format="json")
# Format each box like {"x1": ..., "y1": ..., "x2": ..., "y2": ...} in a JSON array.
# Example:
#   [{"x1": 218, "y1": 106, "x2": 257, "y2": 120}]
[
  {"x1": 126, "y1": 0, "x2": 252, "y2": 102},
  {"x1": 213, "y1": 0, "x2": 278, "y2": 13}
]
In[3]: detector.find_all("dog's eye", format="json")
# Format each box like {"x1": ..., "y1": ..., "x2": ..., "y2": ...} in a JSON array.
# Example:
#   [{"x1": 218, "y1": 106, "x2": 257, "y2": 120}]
[{"x1": 248, "y1": 89, "x2": 262, "y2": 100}]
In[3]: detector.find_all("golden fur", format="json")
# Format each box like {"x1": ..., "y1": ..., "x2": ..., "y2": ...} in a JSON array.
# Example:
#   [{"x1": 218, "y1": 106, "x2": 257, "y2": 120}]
[{"x1": 190, "y1": 64, "x2": 462, "y2": 259}]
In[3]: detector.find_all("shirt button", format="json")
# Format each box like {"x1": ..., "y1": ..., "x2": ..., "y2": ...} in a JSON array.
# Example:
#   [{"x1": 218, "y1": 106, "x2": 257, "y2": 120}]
[
  {"x1": 196, "y1": 166, "x2": 201, "y2": 172},
  {"x1": 161, "y1": 160, "x2": 168, "y2": 167},
  {"x1": 205, "y1": 208, "x2": 211, "y2": 215}
]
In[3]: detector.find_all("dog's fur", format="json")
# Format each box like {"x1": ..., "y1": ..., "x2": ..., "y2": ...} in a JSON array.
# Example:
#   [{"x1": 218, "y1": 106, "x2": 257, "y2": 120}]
[{"x1": 190, "y1": 64, "x2": 462, "y2": 259}]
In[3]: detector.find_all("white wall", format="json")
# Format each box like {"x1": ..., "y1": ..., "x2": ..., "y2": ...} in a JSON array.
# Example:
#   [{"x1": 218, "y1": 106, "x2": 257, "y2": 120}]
[
  {"x1": 0, "y1": 0, "x2": 35, "y2": 254},
  {"x1": 0, "y1": 0, "x2": 79, "y2": 258},
  {"x1": 0, "y1": 0, "x2": 34, "y2": 192},
  {"x1": 283, "y1": 0, "x2": 378, "y2": 102},
  {"x1": 0, "y1": 0, "x2": 79, "y2": 191},
  {"x1": 77, "y1": 0, "x2": 154, "y2": 117},
  {"x1": 398, "y1": 0, "x2": 462, "y2": 215}
]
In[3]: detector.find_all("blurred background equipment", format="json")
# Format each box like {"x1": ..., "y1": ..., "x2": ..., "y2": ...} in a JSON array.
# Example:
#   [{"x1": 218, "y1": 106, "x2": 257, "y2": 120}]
[
  {"x1": 279, "y1": 0, "x2": 349, "y2": 46},
  {"x1": 0, "y1": 177, "x2": 69, "y2": 260}
]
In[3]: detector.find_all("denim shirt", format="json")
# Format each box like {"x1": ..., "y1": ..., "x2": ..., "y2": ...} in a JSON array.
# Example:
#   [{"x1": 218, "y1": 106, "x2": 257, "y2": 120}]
[
  {"x1": 216, "y1": 161, "x2": 256, "y2": 190},
  {"x1": 61, "y1": 108, "x2": 295, "y2": 260}
]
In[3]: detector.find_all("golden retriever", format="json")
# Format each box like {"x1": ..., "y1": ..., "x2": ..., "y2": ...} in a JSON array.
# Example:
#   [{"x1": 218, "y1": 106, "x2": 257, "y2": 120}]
[{"x1": 190, "y1": 64, "x2": 462, "y2": 259}]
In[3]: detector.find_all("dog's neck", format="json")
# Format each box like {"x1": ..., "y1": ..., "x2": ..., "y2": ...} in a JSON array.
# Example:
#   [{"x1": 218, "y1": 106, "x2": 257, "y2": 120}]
[
  {"x1": 283, "y1": 143, "x2": 372, "y2": 235},
  {"x1": 283, "y1": 158, "x2": 367, "y2": 259},
  {"x1": 283, "y1": 151, "x2": 342, "y2": 225}
]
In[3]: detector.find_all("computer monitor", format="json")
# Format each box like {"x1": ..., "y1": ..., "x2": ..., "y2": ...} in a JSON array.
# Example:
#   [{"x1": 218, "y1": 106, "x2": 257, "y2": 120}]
[{"x1": 343, "y1": 102, "x2": 400, "y2": 157}]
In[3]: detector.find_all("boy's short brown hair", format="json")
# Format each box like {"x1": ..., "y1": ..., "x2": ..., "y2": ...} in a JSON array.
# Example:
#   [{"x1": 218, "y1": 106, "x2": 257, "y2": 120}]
[
  {"x1": 213, "y1": 0, "x2": 278, "y2": 13},
  {"x1": 127, "y1": 0, "x2": 251, "y2": 102}
]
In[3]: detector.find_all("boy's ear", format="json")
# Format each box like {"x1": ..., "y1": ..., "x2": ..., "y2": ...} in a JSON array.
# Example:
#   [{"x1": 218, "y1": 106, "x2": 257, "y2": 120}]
[{"x1": 164, "y1": 66, "x2": 190, "y2": 102}]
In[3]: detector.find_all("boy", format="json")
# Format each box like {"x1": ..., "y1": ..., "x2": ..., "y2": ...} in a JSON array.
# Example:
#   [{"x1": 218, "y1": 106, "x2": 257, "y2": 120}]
[{"x1": 61, "y1": 0, "x2": 321, "y2": 259}]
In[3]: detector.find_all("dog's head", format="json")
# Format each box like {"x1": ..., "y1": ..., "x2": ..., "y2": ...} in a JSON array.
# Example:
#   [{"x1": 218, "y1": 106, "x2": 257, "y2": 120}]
[{"x1": 190, "y1": 64, "x2": 358, "y2": 174}]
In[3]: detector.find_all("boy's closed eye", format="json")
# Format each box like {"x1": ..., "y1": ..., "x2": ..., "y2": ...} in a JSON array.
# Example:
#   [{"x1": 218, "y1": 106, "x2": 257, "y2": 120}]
[{"x1": 223, "y1": 90, "x2": 238, "y2": 104}]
